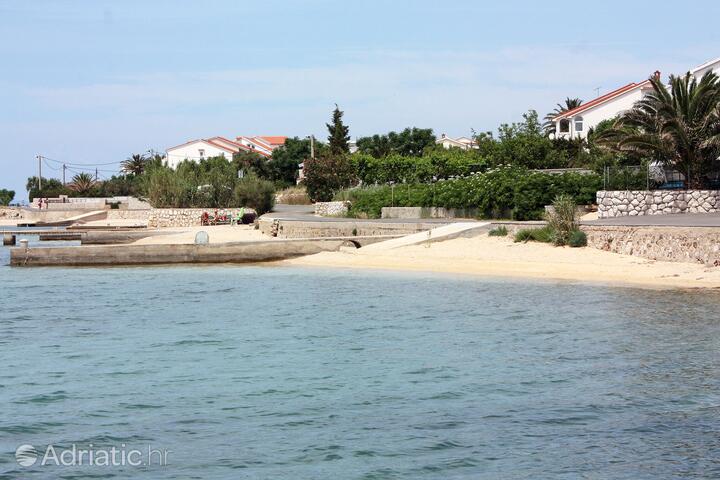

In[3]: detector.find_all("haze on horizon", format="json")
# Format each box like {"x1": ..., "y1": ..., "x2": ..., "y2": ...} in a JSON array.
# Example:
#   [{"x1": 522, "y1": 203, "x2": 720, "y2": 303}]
[{"x1": 1, "y1": 0, "x2": 719, "y2": 202}]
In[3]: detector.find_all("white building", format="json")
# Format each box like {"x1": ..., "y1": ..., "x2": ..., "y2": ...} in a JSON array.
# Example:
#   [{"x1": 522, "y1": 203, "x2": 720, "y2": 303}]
[
  {"x1": 553, "y1": 75, "x2": 657, "y2": 140},
  {"x1": 690, "y1": 57, "x2": 720, "y2": 79},
  {"x1": 166, "y1": 135, "x2": 280, "y2": 169},
  {"x1": 437, "y1": 134, "x2": 477, "y2": 150}
]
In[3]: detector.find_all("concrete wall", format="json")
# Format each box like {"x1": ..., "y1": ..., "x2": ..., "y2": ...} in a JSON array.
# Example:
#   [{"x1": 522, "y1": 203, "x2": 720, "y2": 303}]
[
  {"x1": 584, "y1": 225, "x2": 720, "y2": 265},
  {"x1": 259, "y1": 218, "x2": 448, "y2": 239},
  {"x1": 597, "y1": 190, "x2": 720, "y2": 218},
  {"x1": 314, "y1": 201, "x2": 350, "y2": 217},
  {"x1": 381, "y1": 207, "x2": 479, "y2": 219}
]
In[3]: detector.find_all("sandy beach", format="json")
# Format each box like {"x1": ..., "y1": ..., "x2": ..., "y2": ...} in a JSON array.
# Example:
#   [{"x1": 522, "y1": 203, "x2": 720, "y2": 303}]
[
  {"x1": 286, "y1": 234, "x2": 720, "y2": 290},
  {"x1": 131, "y1": 225, "x2": 270, "y2": 245}
]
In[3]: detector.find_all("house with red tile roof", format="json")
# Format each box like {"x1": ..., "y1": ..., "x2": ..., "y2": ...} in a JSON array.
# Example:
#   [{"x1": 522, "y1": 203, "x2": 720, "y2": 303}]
[
  {"x1": 553, "y1": 74, "x2": 657, "y2": 140},
  {"x1": 165, "y1": 136, "x2": 273, "y2": 169}
]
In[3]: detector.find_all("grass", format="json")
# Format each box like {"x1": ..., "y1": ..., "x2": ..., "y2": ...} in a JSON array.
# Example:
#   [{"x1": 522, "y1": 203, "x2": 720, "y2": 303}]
[
  {"x1": 488, "y1": 226, "x2": 508, "y2": 237},
  {"x1": 514, "y1": 226, "x2": 555, "y2": 243}
]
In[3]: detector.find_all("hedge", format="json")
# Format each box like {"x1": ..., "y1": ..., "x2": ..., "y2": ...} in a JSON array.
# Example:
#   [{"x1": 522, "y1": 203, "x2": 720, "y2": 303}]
[{"x1": 336, "y1": 166, "x2": 601, "y2": 220}]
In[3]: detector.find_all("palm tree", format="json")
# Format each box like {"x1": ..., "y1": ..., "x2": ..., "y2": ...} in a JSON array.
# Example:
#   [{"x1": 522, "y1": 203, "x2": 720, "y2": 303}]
[
  {"x1": 121, "y1": 153, "x2": 147, "y2": 176},
  {"x1": 543, "y1": 97, "x2": 583, "y2": 135},
  {"x1": 598, "y1": 72, "x2": 720, "y2": 188},
  {"x1": 69, "y1": 173, "x2": 96, "y2": 195}
]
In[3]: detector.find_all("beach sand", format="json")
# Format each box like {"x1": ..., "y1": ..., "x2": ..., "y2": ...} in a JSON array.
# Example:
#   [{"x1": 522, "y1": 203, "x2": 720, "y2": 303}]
[
  {"x1": 131, "y1": 225, "x2": 271, "y2": 245},
  {"x1": 286, "y1": 234, "x2": 720, "y2": 290}
]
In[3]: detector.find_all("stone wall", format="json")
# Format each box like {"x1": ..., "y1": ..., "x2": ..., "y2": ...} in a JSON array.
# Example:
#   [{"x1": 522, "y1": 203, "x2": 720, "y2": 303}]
[
  {"x1": 584, "y1": 225, "x2": 720, "y2": 266},
  {"x1": 314, "y1": 201, "x2": 350, "y2": 217},
  {"x1": 107, "y1": 208, "x2": 256, "y2": 227},
  {"x1": 0, "y1": 207, "x2": 25, "y2": 221},
  {"x1": 597, "y1": 190, "x2": 720, "y2": 218}
]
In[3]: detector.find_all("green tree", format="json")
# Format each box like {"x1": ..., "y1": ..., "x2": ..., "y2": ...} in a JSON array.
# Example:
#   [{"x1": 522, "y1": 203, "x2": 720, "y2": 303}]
[
  {"x1": 356, "y1": 127, "x2": 435, "y2": 158},
  {"x1": 496, "y1": 110, "x2": 564, "y2": 169},
  {"x1": 267, "y1": 137, "x2": 317, "y2": 186},
  {"x1": 599, "y1": 72, "x2": 720, "y2": 188},
  {"x1": 0, "y1": 189, "x2": 15, "y2": 205},
  {"x1": 233, "y1": 174, "x2": 276, "y2": 215},
  {"x1": 327, "y1": 104, "x2": 350, "y2": 155},
  {"x1": 121, "y1": 153, "x2": 148, "y2": 175},
  {"x1": 69, "y1": 173, "x2": 97, "y2": 195},
  {"x1": 26, "y1": 176, "x2": 68, "y2": 200},
  {"x1": 303, "y1": 153, "x2": 356, "y2": 201}
]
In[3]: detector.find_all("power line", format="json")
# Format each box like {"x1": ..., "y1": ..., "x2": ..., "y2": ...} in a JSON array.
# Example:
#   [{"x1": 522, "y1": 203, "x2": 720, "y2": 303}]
[{"x1": 41, "y1": 156, "x2": 123, "y2": 167}]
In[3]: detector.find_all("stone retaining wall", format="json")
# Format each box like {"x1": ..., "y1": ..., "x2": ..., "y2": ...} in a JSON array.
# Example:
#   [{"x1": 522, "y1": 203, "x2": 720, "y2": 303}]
[
  {"x1": 584, "y1": 225, "x2": 720, "y2": 265},
  {"x1": 597, "y1": 190, "x2": 720, "y2": 218},
  {"x1": 314, "y1": 201, "x2": 350, "y2": 217},
  {"x1": 381, "y1": 207, "x2": 480, "y2": 219}
]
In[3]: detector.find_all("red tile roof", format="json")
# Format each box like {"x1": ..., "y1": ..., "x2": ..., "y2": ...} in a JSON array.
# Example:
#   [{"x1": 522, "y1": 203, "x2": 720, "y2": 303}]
[
  {"x1": 555, "y1": 80, "x2": 652, "y2": 120},
  {"x1": 255, "y1": 136, "x2": 287, "y2": 146}
]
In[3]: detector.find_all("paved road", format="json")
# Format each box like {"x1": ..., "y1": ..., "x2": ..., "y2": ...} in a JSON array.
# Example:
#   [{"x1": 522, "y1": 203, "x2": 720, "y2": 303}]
[
  {"x1": 269, "y1": 204, "x2": 720, "y2": 227},
  {"x1": 583, "y1": 212, "x2": 720, "y2": 227}
]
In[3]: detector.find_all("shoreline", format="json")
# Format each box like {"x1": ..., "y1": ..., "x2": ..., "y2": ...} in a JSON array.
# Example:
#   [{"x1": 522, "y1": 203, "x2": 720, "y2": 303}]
[{"x1": 284, "y1": 235, "x2": 720, "y2": 291}]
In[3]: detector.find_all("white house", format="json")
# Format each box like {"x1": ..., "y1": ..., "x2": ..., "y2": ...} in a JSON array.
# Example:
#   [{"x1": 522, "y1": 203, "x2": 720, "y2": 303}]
[
  {"x1": 437, "y1": 134, "x2": 477, "y2": 150},
  {"x1": 690, "y1": 57, "x2": 720, "y2": 79},
  {"x1": 553, "y1": 74, "x2": 658, "y2": 140},
  {"x1": 166, "y1": 135, "x2": 283, "y2": 168},
  {"x1": 165, "y1": 136, "x2": 272, "y2": 169}
]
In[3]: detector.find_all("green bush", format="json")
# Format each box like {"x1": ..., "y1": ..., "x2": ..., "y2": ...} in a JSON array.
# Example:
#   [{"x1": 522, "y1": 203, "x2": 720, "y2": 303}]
[
  {"x1": 514, "y1": 226, "x2": 555, "y2": 243},
  {"x1": 233, "y1": 175, "x2": 276, "y2": 215},
  {"x1": 488, "y1": 226, "x2": 508, "y2": 237},
  {"x1": 568, "y1": 229, "x2": 587, "y2": 247},
  {"x1": 336, "y1": 166, "x2": 601, "y2": 220},
  {"x1": 545, "y1": 194, "x2": 578, "y2": 245}
]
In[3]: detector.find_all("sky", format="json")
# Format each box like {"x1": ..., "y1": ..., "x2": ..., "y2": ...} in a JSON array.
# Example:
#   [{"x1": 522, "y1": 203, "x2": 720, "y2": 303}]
[{"x1": 1, "y1": 0, "x2": 719, "y2": 202}]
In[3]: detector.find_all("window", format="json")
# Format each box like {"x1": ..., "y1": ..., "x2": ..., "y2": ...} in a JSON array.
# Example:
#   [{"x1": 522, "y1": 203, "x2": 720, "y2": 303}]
[
  {"x1": 559, "y1": 119, "x2": 570, "y2": 133},
  {"x1": 198, "y1": 149, "x2": 205, "y2": 158},
  {"x1": 574, "y1": 116, "x2": 584, "y2": 132}
]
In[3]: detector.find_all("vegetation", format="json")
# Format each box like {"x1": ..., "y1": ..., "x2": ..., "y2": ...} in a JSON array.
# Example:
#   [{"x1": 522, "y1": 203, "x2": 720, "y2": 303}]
[
  {"x1": 0, "y1": 189, "x2": 15, "y2": 206},
  {"x1": 121, "y1": 153, "x2": 148, "y2": 176},
  {"x1": 233, "y1": 175, "x2": 276, "y2": 215},
  {"x1": 488, "y1": 225, "x2": 508, "y2": 237},
  {"x1": 514, "y1": 226, "x2": 555, "y2": 243},
  {"x1": 337, "y1": 166, "x2": 600, "y2": 220},
  {"x1": 327, "y1": 104, "x2": 351, "y2": 155},
  {"x1": 568, "y1": 230, "x2": 588, "y2": 247},
  {"x1": 276, "y1": 186, "x2": 312, "y2": 205},
  {"x1": 513, "y1": 196, "x2": 586, "y2": 247},
  {"x1": 599, "y1": 72, "x2": 720, "y2": 188},
  {"x1": 68, "y1": 173, "x2": 97, "y2": 195},
  {"x1": 303, "y1": 153, "x2": 355, "y2": 202},
  {"x1": 544, "y1": 194, "x2": 578, "y2": 245},
  {"x1": 356, "y1": 127, "x2": 435, "y2": 158},
  {"x1": 267, "y1": 137, "x2": 319, "y2": 187}
]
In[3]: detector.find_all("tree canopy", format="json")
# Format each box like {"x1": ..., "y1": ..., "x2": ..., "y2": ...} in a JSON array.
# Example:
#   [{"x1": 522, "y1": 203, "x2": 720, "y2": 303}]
[
  {"x1": 327, "y1": 104, "x2": 350, "y2": 155},
  {"x1": 356, "y1": 127, "x2": 435, "y2": 158},
  {"x1": 0, "y1": 189, "x2": 14, "y2": 206}
]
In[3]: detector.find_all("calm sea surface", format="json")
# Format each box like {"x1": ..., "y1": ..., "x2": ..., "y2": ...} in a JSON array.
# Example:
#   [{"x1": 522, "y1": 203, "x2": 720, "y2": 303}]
[{"x1": 1, "y1": 241, "x2": 719, "y2": 479}]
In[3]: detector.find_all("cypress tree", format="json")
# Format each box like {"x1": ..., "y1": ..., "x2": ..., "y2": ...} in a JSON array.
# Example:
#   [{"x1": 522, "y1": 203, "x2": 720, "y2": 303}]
[{"x1": 326, "y1": 104, "x2": 350, "y2": 155}]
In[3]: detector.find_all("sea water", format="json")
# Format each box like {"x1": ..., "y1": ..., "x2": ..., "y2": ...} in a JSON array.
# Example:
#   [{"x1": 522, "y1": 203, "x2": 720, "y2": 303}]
[{"x1": 1, "y1": 245, "x2": 719, "y2": 479}]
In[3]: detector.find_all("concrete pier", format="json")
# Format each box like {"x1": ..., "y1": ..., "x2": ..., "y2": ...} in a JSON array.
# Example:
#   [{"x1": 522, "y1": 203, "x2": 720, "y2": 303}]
[
  {"x1": 3, "y1": 233, "x2": 16, "y2": 246},
  {"x1": 9, "y1": 239, "x2": 351, "y2": 267}
]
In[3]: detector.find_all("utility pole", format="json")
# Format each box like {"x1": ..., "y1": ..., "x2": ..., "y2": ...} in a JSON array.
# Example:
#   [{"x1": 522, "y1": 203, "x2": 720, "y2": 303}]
[
  {"x1": 309, "y1": 135, "x2": 315, "y2": 159},
  {"x1": 36, "y1": 155, "x2": 42, "y2": 191},
  {"x1": 63, "y1": 164, "x2": 66, "y2": 185},
  {"x1": 95, "y1": 168, "x2": 98, "y2": 182}
]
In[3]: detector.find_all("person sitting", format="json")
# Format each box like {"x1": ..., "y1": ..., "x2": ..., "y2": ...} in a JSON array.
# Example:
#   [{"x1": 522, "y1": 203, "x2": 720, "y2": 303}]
[{"x1": 201, "y1": 212, "x2": 210, "y2": 226}]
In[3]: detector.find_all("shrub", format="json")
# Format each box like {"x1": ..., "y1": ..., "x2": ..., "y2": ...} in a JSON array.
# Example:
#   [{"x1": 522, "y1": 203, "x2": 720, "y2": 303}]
[
  {"x1": 568, "y1": 229, "x2": 587, "y2": 247},
  {"x1": 276, "y1": 186, "x2": 311, "y2": 205},
  {"x1": 233, "y1": 175, "x2": 276, "y2": 215},
  {"x1": 545, "y1": 194, "x2": 578, "y2": 245},
  {"x1": 514, "y1": 226, "x2": 555, "y2": 243},
  {"x1": 488, "y1": 226, "x2": 508, "y2": 237},
  {"x1": 303, "y1": 153, "x2": 356, "y2": 202}
]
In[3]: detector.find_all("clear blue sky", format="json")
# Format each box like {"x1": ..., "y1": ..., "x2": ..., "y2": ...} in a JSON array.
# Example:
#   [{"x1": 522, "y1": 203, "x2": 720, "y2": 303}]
[{"x1": 1, "y1": 0, "x2": 719, "y2": 202}]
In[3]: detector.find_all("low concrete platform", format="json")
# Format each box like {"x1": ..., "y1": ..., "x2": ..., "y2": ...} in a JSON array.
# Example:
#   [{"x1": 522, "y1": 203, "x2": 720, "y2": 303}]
[{"x1": 9, "y1": 236, "x2": 399, "y2": 267}]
